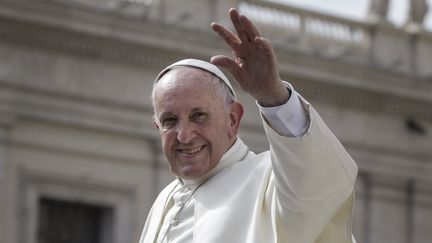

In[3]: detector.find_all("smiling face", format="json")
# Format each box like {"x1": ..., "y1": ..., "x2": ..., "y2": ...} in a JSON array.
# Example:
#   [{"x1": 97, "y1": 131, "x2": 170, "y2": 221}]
[{"x1": 152, "y1": 67, "x2": 243, "y2": 180}]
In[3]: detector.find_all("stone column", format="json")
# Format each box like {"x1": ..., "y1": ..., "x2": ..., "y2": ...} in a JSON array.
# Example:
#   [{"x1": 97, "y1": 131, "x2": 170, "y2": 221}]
[
  {"x1": 367, "y1": 0, "x2": 390, "y2": 24},
  {"x1": 405, "y1": 0, "x2": 429, "y2": 32}
]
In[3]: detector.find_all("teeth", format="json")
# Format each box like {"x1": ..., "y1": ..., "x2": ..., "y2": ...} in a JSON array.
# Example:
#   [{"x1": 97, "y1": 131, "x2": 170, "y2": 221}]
[{"x1": 180, "y1": 146, "x2": 203, "y2": 155}]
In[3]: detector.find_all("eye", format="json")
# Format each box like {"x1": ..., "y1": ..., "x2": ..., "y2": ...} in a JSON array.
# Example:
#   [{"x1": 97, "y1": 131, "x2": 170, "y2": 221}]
[
  {"x1": 191, "y1": 112, "x2": 208, "y2": 123},
  {"x1": 160, "y1": 117, "x2": 177, "y2": 129}
]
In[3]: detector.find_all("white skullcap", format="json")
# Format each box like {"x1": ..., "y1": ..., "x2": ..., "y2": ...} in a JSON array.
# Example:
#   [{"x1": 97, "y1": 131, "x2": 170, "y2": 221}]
[{"x1": 155, "y1": 59, "x2": 237, "y2": 98}]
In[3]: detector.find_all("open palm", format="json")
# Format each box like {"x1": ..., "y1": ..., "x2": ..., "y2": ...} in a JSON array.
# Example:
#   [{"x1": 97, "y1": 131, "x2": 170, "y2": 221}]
[{"x1": 211, "y1": 8, "x2": 289, "y2": 106}]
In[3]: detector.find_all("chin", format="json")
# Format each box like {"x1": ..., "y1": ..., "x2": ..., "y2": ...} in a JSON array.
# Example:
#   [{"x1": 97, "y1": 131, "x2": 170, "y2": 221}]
[{"x1": 180, "y1": 170, "x2": 204, "y2": 179}]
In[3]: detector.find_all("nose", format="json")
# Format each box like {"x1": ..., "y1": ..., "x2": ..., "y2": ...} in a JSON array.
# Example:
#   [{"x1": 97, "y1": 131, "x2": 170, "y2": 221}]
[{"x1": 176, "y1": 121, "x2": 196, "y2": 144}]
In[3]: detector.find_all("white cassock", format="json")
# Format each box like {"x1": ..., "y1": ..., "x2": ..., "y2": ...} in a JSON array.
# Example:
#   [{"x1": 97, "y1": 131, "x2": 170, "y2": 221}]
[{"x1": 139, "y1": 83, "x2": 358, "y2": 243}]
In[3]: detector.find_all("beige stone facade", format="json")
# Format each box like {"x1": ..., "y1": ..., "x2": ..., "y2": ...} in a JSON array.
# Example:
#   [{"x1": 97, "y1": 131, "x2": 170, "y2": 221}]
[{"x1": 0, "y1": 0, "x2": 431, "y2": 243}]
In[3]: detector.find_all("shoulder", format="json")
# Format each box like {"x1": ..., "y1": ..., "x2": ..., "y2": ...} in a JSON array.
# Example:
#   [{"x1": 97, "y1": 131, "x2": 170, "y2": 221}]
[{"x1": 224, "y1": 150, "x2": 272, "y2": 178}]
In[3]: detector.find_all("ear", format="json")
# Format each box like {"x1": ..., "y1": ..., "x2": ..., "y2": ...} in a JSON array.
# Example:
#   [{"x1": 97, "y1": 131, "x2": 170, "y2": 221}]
[{"x1": 227, "y1": 102, "x2": 244, "y2": 139}]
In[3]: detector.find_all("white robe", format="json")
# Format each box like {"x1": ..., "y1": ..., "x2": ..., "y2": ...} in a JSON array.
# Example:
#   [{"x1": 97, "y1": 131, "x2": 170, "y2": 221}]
[{"x1": 140, "y1": 97, "x2": 358, "y2": 243}]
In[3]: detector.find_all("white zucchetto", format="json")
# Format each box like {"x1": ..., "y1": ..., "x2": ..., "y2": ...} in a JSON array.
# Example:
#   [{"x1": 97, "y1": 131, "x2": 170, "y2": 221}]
[{"x1": 155, "y1": 59, "x2": 237, "y2": 99}]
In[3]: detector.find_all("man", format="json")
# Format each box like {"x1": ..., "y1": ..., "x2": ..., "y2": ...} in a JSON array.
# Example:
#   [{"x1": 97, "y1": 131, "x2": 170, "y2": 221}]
[{"x1": 140, "y1": 8, "x2": 358, "y2": 243}]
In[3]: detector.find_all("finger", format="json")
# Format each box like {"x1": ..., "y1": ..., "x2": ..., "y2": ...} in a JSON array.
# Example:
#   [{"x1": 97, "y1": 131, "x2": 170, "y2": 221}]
[
  {"x1": 229, "y1": 8, "x2": 250, "y2": 43},
  {"x1": 255, "y1": 37, "x2": 273, "y2": 53},
  {"x1": 211, "y1": 22, "x2": 241, "y2": 50},
  {"x1": 210, "y1": 55, "x2": 240, "y2": 77},
  {"x1": 239, "y1": 14, "x2": 261, "y2": 41}
]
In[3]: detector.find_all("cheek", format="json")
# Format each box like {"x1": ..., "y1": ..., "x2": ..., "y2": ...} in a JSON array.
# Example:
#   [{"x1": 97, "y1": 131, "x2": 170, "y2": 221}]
[
  {"x1": 205, "y1": 123, "x2": 231, "y2": 146},
  {"x1": 160, "y1": 132, "x2": 175, "y2": 154}
]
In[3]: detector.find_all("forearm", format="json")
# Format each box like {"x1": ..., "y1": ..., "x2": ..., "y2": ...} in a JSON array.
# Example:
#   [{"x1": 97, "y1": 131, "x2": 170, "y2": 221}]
[{"x1": 262, "y1": 96, "x2": 357, "y2": 211}]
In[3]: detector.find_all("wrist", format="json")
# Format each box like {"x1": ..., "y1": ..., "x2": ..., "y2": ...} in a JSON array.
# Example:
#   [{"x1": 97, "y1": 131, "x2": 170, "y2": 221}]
[{"x1": 257, "y1": 86, "x2": 290, "y2": 107}]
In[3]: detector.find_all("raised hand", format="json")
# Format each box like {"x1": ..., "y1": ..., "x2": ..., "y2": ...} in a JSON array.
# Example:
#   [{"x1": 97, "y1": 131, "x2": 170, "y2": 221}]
[{"x1": 211, "y1": 8, "x2": 289, "y2": 107}]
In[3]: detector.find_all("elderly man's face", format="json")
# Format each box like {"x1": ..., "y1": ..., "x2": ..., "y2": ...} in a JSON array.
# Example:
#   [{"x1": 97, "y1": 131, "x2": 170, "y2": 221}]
[{"x1": 153, "y1": 67, "x2": 242, "y2": 179}]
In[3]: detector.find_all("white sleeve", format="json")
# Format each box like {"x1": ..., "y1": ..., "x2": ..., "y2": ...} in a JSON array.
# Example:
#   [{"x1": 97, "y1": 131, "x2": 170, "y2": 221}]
[{"x1": 257, "y1": 81, "x2": 309, "y2": 138}]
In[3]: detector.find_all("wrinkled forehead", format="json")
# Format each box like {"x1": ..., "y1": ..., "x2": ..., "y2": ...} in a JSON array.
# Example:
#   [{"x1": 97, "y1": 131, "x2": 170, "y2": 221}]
[
  {"x1": 152, "y1": 68, "x2": 226, "y2": 115},
  {"x1": 153, "y1": 67, "x2": 221, "y2": 107},
  {"x1": 154, "y1": 66, "x2": 215, "y2": 91}
]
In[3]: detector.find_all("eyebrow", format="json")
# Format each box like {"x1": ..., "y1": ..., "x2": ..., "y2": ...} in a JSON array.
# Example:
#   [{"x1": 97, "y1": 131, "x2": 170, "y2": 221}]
[
  {"x1": 159, "y1": 112, "x2": 174, "y2": 120},
  {"x1": 191, "y1": 107, "x2": 204, "y2": 113},
  {"x1": 159, "y1": 107, "x2": 206, "y2": 119}
]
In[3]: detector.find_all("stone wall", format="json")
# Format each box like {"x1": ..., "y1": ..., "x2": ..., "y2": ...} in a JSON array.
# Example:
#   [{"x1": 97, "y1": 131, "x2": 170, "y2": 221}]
[{"x1": 0, "y1": 0, "x2": 431, "y2": 242}]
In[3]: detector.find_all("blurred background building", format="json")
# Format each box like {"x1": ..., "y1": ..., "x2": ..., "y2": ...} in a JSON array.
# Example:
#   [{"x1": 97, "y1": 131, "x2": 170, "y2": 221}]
[{"x1": 0, "y1": 0, "x2": 431, "y2": 242}]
